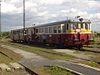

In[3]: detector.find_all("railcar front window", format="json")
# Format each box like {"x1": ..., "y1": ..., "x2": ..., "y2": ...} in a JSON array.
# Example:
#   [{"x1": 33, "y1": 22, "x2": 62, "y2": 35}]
[
  {"x1": 81, "y1": 23, "x2": 83, "y2": 28},
  {"x1": 88, "y1": 23, "x2": 90, "y2": 30},
  {"x1": 85, "y1": 23, "x2": 88, "y2": 29},
  {"x1": 76, "y1": 23, "x2": 78, "y2": 29}
]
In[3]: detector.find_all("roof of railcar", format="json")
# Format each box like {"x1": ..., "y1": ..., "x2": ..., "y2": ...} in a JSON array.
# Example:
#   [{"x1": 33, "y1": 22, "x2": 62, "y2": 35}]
[
  {"x1": 34, "y1": 19, "x2": 91, "y2": 28},
  {"x1": 34, "y1": 20, "x2": 68, "y2": 28},
  {"x1": 11, "y1": 19, "x2": 91, "y2": 31}
]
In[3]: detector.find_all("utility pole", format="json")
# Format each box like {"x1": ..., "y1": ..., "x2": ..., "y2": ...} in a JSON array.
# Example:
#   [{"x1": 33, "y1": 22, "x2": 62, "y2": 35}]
[
  {"x1": 23, "y1": 0, "x2": 25, "y2": 34},
  {"x1": 0, "y1": 0, "x2": 1, "y2": 33}
]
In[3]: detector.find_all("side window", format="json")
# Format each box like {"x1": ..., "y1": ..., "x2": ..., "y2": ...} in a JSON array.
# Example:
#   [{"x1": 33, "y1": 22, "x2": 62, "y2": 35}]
[
  {"x1": 36, "y1": 28, "x2": 39, "y2": 33},
  {"x1": 62, "y1": 24, "x2": 66, "y2": 33},
  {"x1": 42, "y1": 28, "x2": 44, "y2": 33},
  {"x1": 39, "y1": 28, "x2": 41, "y2": 33},
  {"x1": 39, "y1": 28, "x2": 42, "y2": 33},
  {"x1": 66, "y1": 24, "x2": 69, "y2": 30},
  {"x1": 49, "y1": 27, "x2": 52, "y2": 33},
  {"x1": 53, "y1": 26, "x2": 57, "y2": 33},
  {"x1": 58, "y1": 26, "x2": 61, "y2": 33},
  {"x1": 71, "y1": 24, "x2": 73, "y2": 29},
  {"x1": 32, "y1": 28, "x2": 34, "y2": 34},
  {"x1": 45, "y1": 27, "x2": 48, "y2": 33}
]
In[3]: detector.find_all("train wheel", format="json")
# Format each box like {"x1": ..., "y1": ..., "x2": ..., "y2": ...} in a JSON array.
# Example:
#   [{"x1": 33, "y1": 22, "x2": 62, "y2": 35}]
[{"x1": 77, "y1": 45, "x2": 83, "y2": 50}]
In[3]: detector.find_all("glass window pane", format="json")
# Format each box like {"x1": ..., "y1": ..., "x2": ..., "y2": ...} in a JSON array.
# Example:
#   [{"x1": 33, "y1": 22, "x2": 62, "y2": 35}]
[
  {"x1": 85, "y1": 23, "x2": 88, "y2": 29},
  {"x1": 67, "y1": 24, "x2": 69, "y2": 30},
  {"x1": 49, "y1": 27, "x2": 52, "y2": 33},
  {"x1": 62, "y1": 24, "x2": 66, "y2": 33},
  {"x1": 58, "y1": 26, "x2": 61, "y2": 33},
  {"x1": 81, "y1": 23, "x2": 83, "y2": 28},
  {"x1": 53, "y1": 26, "x2": 57, "y2": 33}
]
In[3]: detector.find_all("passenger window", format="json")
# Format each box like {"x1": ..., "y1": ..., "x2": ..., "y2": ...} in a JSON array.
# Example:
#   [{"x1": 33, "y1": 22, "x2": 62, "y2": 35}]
[
  {"x1": 45, "y1": 27, "x2": 48, "y2": 33},
  {"x1": 39, "y1": 28, "x2": 41, "y2": 33},
  {"x1": 42, "y1": 28, "x2": 45, "y2": 33},
  {"x1": 66, "y1": 24, "x2": 68, "y2": 30},
  {"x1": 36, "y1": 29, "x2": 38, "y2": 33},
  {"x1": 71, "y1": 24, "x2": 73, "y2": 29},
  {"x1": 49, "y1": 27, "x2": 52, "y2": 33},
  {"x1": 58, "y1": 26, "x2": 61, "y2": 33},
  {"x1": 53, "y1": 26, "x2": 57, "y2": 33},
  {"x1": 62, "y1": 25, "x2": 66, "y2": 33}
]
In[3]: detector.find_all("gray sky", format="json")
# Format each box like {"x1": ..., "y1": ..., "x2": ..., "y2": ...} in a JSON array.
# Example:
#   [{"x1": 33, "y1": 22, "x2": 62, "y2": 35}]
[{"x1": 1, "y1": 0, "x2": 100, "y2": 32}]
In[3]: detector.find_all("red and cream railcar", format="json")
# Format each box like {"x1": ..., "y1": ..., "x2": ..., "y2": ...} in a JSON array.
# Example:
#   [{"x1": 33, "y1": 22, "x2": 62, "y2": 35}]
[{"x1": 11, "y1": 18, "x2": 93, "y2": 48}]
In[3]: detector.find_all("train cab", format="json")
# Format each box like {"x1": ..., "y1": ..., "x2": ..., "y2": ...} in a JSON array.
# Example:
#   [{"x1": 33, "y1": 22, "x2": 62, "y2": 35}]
[{"x1": 63, "y1": 19, "x2": 93, "y2": 47}]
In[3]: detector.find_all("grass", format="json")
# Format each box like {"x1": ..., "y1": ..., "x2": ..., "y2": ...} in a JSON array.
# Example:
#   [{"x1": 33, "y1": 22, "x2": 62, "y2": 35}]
[
  {"x1": 44, "y1": 66, "x2": 77, "y2": 75},
  {"x1": 92, "y1": 55, "x2": 100, "y2": 63},
  {"x1": 33, "y1": 66, "x2": 77, "y2": 75},
  {"x1": 80, "y1": 61, "x2": 100, "y2": 68},
  {"x1": 0, "y1": 46, "x2": 22, "y2": 63},
  {"x1": 0, "y1": 70, "x2": 28, "y2": 75},
  {"x1": 0, "y1": 53, "x2": 14, "y2": 64},
  {"x1": 0, "y1": 39, "x2": 76, "y2": 61}
]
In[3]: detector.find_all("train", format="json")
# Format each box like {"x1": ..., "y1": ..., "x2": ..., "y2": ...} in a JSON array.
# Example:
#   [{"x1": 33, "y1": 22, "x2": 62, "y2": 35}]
[{"x1": 11, "y1": 17, "x2": 93, "y2": 49}]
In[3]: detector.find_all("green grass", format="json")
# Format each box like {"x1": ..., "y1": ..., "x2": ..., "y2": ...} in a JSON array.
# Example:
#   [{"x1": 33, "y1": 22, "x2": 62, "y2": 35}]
[
  {"x1": 0, "y1": 70, "x2": 27, "y2": 75},
  {"x1": 92, "y1": 55, "x2": 100, "y2": 63},
  {"x1": 0, "y1": 39, "x2": 76, "y2": 61},
  {"x1": 80, "y1": 61, "x2": 100, "y2": 68},
  {"x1": 0, "y1": 45, "x2": 22, "y2": 63},
  {"x1": 33, "y1": 66, "x2": 77, "y2": 75},
  {"x1": 44, "y1": 66, "x2": 77, "y2": 75},
  {"x1": 0, "y1": 53, "x2": 14, "y2": 63}
]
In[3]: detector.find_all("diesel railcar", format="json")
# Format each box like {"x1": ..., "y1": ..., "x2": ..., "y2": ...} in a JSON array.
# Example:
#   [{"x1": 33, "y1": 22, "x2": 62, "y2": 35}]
[{"x1": 11, "y1": 17, "x2": 93, "y2": 48}]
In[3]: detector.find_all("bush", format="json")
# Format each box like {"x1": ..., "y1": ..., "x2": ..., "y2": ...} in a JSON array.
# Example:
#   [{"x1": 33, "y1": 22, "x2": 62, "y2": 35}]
[{"x1": 0, "y1": 32, "x2": 10, "y2": 39}]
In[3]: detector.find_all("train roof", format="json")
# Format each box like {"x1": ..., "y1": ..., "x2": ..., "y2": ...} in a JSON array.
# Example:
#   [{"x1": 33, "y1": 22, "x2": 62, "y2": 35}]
[
  {"x1": 11, "y1": 18, "x2": 91, "y2": 31},
  {"x1": 34, "y1": 20, "x2": 67, "y2": 28},
  {"x1": 34, "y1": 19, "x2": 91, "y2": 28}
]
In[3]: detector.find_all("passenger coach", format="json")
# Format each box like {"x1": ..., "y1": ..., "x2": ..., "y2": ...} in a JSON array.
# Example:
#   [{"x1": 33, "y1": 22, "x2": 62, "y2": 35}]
[{"x1": 11, "y1": 17, "x2": 93, "y2": 48}]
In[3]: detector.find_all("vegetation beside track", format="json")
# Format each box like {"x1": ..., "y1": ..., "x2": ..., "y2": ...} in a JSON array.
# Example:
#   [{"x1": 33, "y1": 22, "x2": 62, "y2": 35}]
[
  {"x1": 33, "y1": 66, "x2": 77, "y2": 75},
  {"x1": 0, "y1": 44, "x2": 22, "y2": 63},
  {"x1": 0, "y1": 53, "x2": 14, "y2": 64},
  {"x1": 1, "y1": 40, "x2": 76, "y2": 60},
  {"x1": 80, "y1": 61, "x2": 100, "y2": 68}
]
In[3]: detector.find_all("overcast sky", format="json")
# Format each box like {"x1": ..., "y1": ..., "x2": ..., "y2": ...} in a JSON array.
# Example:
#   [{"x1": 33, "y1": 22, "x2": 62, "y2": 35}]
[{"x1": 1, "y1": 0, "x2": 100, "y2": 32}]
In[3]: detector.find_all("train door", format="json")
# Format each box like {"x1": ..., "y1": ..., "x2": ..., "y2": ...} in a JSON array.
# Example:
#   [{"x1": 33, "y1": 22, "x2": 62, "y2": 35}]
[{"x1": 32, "y1": 28, "x2": 36, "y2": 41}]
